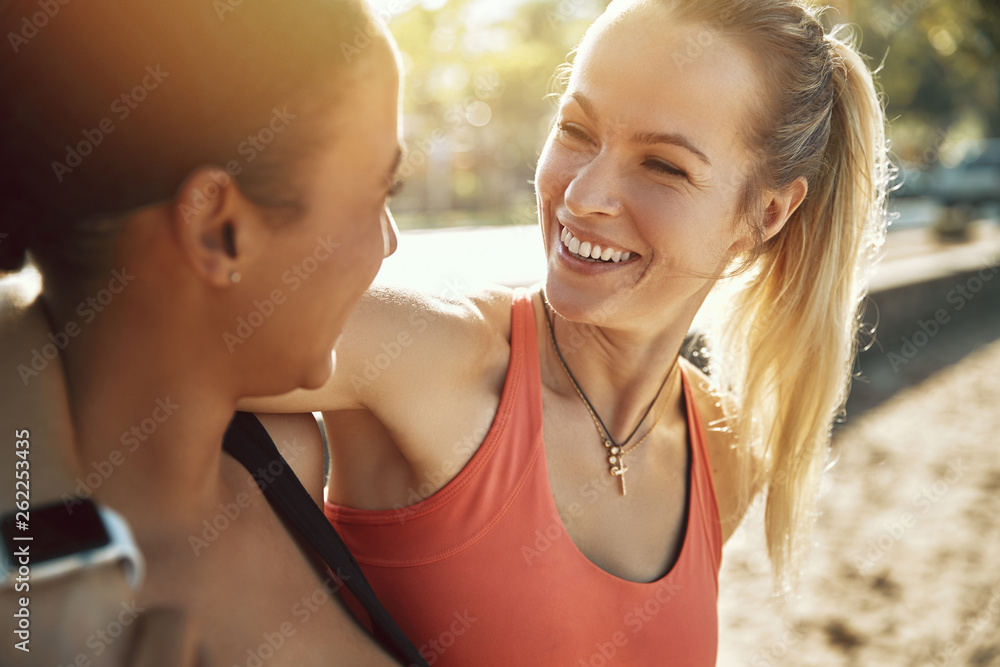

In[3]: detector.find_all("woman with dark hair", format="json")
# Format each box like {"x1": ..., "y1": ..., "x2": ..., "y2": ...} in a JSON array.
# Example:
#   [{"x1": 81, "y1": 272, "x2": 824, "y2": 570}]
[
  {"x1": 245, "y1": 0, "x2": 890, "y2": 663},
  {"x1": 0, "y1": 0, "x2": 410, "y2": 664}
]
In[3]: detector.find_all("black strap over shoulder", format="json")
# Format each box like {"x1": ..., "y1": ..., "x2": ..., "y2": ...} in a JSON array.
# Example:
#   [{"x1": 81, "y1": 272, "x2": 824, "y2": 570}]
[{"x1": 222, "y1": 411, "x2": 428, "y2": 667}]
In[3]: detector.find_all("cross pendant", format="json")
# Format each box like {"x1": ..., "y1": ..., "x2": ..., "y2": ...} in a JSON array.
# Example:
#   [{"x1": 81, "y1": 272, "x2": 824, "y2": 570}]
[{"x1": 611, "y1": 464, "x2": 629, "y2": 496}]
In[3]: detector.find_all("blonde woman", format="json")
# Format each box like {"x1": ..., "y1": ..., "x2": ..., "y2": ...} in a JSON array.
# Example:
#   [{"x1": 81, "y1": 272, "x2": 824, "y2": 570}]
[{"x1": 242, "y1": 0, "x2": 889, "y2": 663}]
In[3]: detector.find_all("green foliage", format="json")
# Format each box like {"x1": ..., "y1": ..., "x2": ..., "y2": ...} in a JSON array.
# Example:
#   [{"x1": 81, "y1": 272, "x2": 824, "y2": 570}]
[
  {"x1": 385, "y1": 0, "x2": 998, "y2": 227},
  {"x1": 386, "y1": 0, "x2": 602, "y2": 226},
  {"x1": 850, "y1": 0, "x2": 999, "y2": 164}
]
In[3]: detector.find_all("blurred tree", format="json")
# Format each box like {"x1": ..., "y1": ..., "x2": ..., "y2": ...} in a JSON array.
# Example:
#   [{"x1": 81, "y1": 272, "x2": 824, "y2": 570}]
[
  {"x1": 387, "y1": 0, "x2": 603, "y2": 227},
  {"x1": 848, "y1": 0, "x2": 999, "y2": 164},
  {"x1": 384, "y1": 0, "x2": 999, "y2": 227}
]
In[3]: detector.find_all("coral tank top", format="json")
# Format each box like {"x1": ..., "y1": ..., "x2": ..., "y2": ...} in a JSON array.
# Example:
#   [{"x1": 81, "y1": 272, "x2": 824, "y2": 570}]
[{"x1": 325, "y1": 289, "x2": 722, "y2": 666}]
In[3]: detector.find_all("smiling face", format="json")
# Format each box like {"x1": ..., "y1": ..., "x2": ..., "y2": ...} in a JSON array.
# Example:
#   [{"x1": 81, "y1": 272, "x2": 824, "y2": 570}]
[{"x1": 536, "y1": 2, "x2": 765, "y2": 329}]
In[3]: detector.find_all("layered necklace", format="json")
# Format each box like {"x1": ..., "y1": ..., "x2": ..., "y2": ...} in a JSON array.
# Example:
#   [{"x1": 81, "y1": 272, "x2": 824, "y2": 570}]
[{"x1": 542, "y1": 294, "x2": 679, "y2": 496}]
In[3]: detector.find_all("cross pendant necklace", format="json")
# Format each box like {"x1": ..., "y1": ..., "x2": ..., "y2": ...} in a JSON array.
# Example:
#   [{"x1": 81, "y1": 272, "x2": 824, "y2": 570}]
[
  {"x1": 611, "y1": 461, "x2": 629, "y2": 495},
  {"x1": 605, "y1": 439, "x2": 630, "y2": 495},
  {"x1": 542, "y1": 292, "x2": 679, "y2": 498}
]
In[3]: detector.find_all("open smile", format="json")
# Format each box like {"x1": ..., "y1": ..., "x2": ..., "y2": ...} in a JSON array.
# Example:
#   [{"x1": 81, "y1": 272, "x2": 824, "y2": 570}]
[{"x1": 559, "y1": 226, "x2": 637, "y2": 264}]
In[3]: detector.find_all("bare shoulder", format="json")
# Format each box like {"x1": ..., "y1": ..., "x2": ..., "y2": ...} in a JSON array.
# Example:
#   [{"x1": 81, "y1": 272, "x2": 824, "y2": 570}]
[
  {"x1": 680, "y1": 357, "x2": 762, "y2": 543},
  {"x1": 341, "y1": 283, "x2": 513, "y2": 402},
  {"x1": 237, "y1": 284, "x2": 514, "y2": 414},
  {"x1": 327, "y1": 283, "x2": 516, "y2": 483}
]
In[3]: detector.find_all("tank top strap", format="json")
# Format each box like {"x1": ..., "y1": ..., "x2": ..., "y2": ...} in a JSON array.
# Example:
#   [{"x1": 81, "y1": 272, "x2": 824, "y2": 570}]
[
  {"x1": 510, "y1": 286, "x2": 542, "y2": 411},
  {"x1": 679, "y1": 361, "x2": 724, "y2": 573},
  {"x1": 324, "y1": 287, "x2": 546, "y2": 567}
]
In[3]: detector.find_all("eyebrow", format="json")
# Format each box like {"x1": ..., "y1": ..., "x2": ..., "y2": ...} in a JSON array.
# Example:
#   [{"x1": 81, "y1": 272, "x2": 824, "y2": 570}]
[{"x1": 568, "y1": 92, "x2": 711, "y2": 167}]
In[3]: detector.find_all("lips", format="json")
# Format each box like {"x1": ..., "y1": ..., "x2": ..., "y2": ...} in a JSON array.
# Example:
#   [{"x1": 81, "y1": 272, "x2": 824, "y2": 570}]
[{"x1": 560, "y1": 227, "x2": 633, "y2": 263}]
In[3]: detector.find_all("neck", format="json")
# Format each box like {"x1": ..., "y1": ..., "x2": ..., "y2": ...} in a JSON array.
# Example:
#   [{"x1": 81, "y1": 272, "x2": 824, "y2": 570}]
[
  {"x1": 49, "y1": 291, "x2": 238, "y2": 525},
  {"x1": 540, "y1": 292, "x2": 697, "y2": 441}
]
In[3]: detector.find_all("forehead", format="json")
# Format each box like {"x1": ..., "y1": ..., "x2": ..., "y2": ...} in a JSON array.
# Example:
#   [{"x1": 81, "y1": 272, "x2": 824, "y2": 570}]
[
  {"x1": 307, "y1": 55, "x2": 401, "y2": 194},
  {"x1": 567, "y1": 6, "x2": 761, "y2": 162}
]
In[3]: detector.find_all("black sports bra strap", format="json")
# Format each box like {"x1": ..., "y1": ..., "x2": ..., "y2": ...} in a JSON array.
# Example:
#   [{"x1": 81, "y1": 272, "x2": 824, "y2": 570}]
[{"x1": 222, "y1": 411, "x2": 428, "y2": 667}]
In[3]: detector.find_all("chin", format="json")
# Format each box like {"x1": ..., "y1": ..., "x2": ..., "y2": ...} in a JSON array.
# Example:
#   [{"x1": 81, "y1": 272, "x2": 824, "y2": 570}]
[
  {"x1": 543, "y1": 275, "x2": 608, "y2": 325},
  {"x1": 298, "y1": 352, "x2": 335, "y2": 391}
]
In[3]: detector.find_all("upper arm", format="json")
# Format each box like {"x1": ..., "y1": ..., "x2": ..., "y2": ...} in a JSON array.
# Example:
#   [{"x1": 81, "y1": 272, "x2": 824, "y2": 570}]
[
  {"x1": 238, "y1": 284, "x2": 512, "y2": 443},
  {"x1": 254, "y1": 412, "x2": 326, "y2": 506},
  {"x1": 236, "y1": 285, "x2": 459, "y2": 414},
  {"x1": 682, "y1": 358, "x2": 762, "y2": 544}
]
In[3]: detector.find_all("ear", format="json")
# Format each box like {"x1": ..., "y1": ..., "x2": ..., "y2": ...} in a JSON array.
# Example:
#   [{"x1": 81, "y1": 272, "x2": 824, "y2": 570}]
[
  {"x1": 170, "y1": 168, "x2": 261, "y2": 288},
  {"x1": 760, "y1": 176, "x2": 808, "y2": 244}
]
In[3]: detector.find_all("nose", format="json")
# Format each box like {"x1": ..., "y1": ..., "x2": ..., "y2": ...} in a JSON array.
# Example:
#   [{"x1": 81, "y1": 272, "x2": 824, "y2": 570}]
[
  {"x1": 563, "y1": 152, "x2": 622, "y2": 219},
  {"x1": 382, "y1": 205, "x2": 399, "y2": 258}
]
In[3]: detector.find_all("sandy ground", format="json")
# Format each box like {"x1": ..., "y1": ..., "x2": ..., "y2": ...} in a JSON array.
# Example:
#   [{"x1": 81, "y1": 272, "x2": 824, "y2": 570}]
[{"x1": 717, "y1": 335, "x2": 1000, "y2": 666}]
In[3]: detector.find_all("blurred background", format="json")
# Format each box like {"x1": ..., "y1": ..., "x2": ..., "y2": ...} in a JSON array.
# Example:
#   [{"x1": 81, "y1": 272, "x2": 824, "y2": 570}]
[
  {"x1": 376, "y1": 0, "x2": 999, "y2": 231},
  {"x1": 372, "y1": 0, "x2": 1000, "y2": 665}
]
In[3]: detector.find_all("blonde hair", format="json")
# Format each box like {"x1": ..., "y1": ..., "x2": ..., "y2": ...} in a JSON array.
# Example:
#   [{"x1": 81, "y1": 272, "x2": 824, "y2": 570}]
[
  {"x1": 663, "y1": 1, "x2": 890, "y2": 591},
  {"x1": 553, "y1": 0, "x2": 889, "y2": 590}
]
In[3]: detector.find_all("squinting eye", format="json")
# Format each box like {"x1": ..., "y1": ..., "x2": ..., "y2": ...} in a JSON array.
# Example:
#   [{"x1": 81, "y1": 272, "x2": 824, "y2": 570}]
[
  {"x1": 557, "y1": 121, "x2": 593, "y2": 144},
  {"x1": 644, "y1": 158, "x2": 687, "y2": 179}
]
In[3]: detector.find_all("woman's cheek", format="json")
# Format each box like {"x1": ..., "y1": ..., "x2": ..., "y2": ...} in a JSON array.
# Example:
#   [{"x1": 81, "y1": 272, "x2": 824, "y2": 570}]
[{"x1": 538, "y1": 151, "x2": 578, "y2": 202}]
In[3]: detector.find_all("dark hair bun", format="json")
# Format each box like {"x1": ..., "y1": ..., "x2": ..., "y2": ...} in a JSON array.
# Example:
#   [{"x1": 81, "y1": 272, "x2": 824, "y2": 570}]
[{"x1": 1, "y1": 0, "x2": 379, "y2": 281}]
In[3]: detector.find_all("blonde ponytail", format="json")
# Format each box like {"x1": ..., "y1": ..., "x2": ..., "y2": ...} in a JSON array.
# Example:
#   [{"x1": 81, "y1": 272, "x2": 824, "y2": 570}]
[{"x1": 666, "y1": 2, "x2": 890, "y2": 591}]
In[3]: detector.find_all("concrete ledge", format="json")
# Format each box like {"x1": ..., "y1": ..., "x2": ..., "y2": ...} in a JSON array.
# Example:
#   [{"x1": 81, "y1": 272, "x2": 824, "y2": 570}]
[{"x1": 848, "y1": 228, "x2": 1000, "y2": 416}]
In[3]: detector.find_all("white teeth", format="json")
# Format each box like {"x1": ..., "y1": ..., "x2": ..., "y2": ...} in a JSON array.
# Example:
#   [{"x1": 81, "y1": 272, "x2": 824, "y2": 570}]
[
  {"x1": 560, "y1": 227, "x2": 632, "y2": 264},
  {"x1": 568, "y1": 235, "x2": 581, "y2": 254}
]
